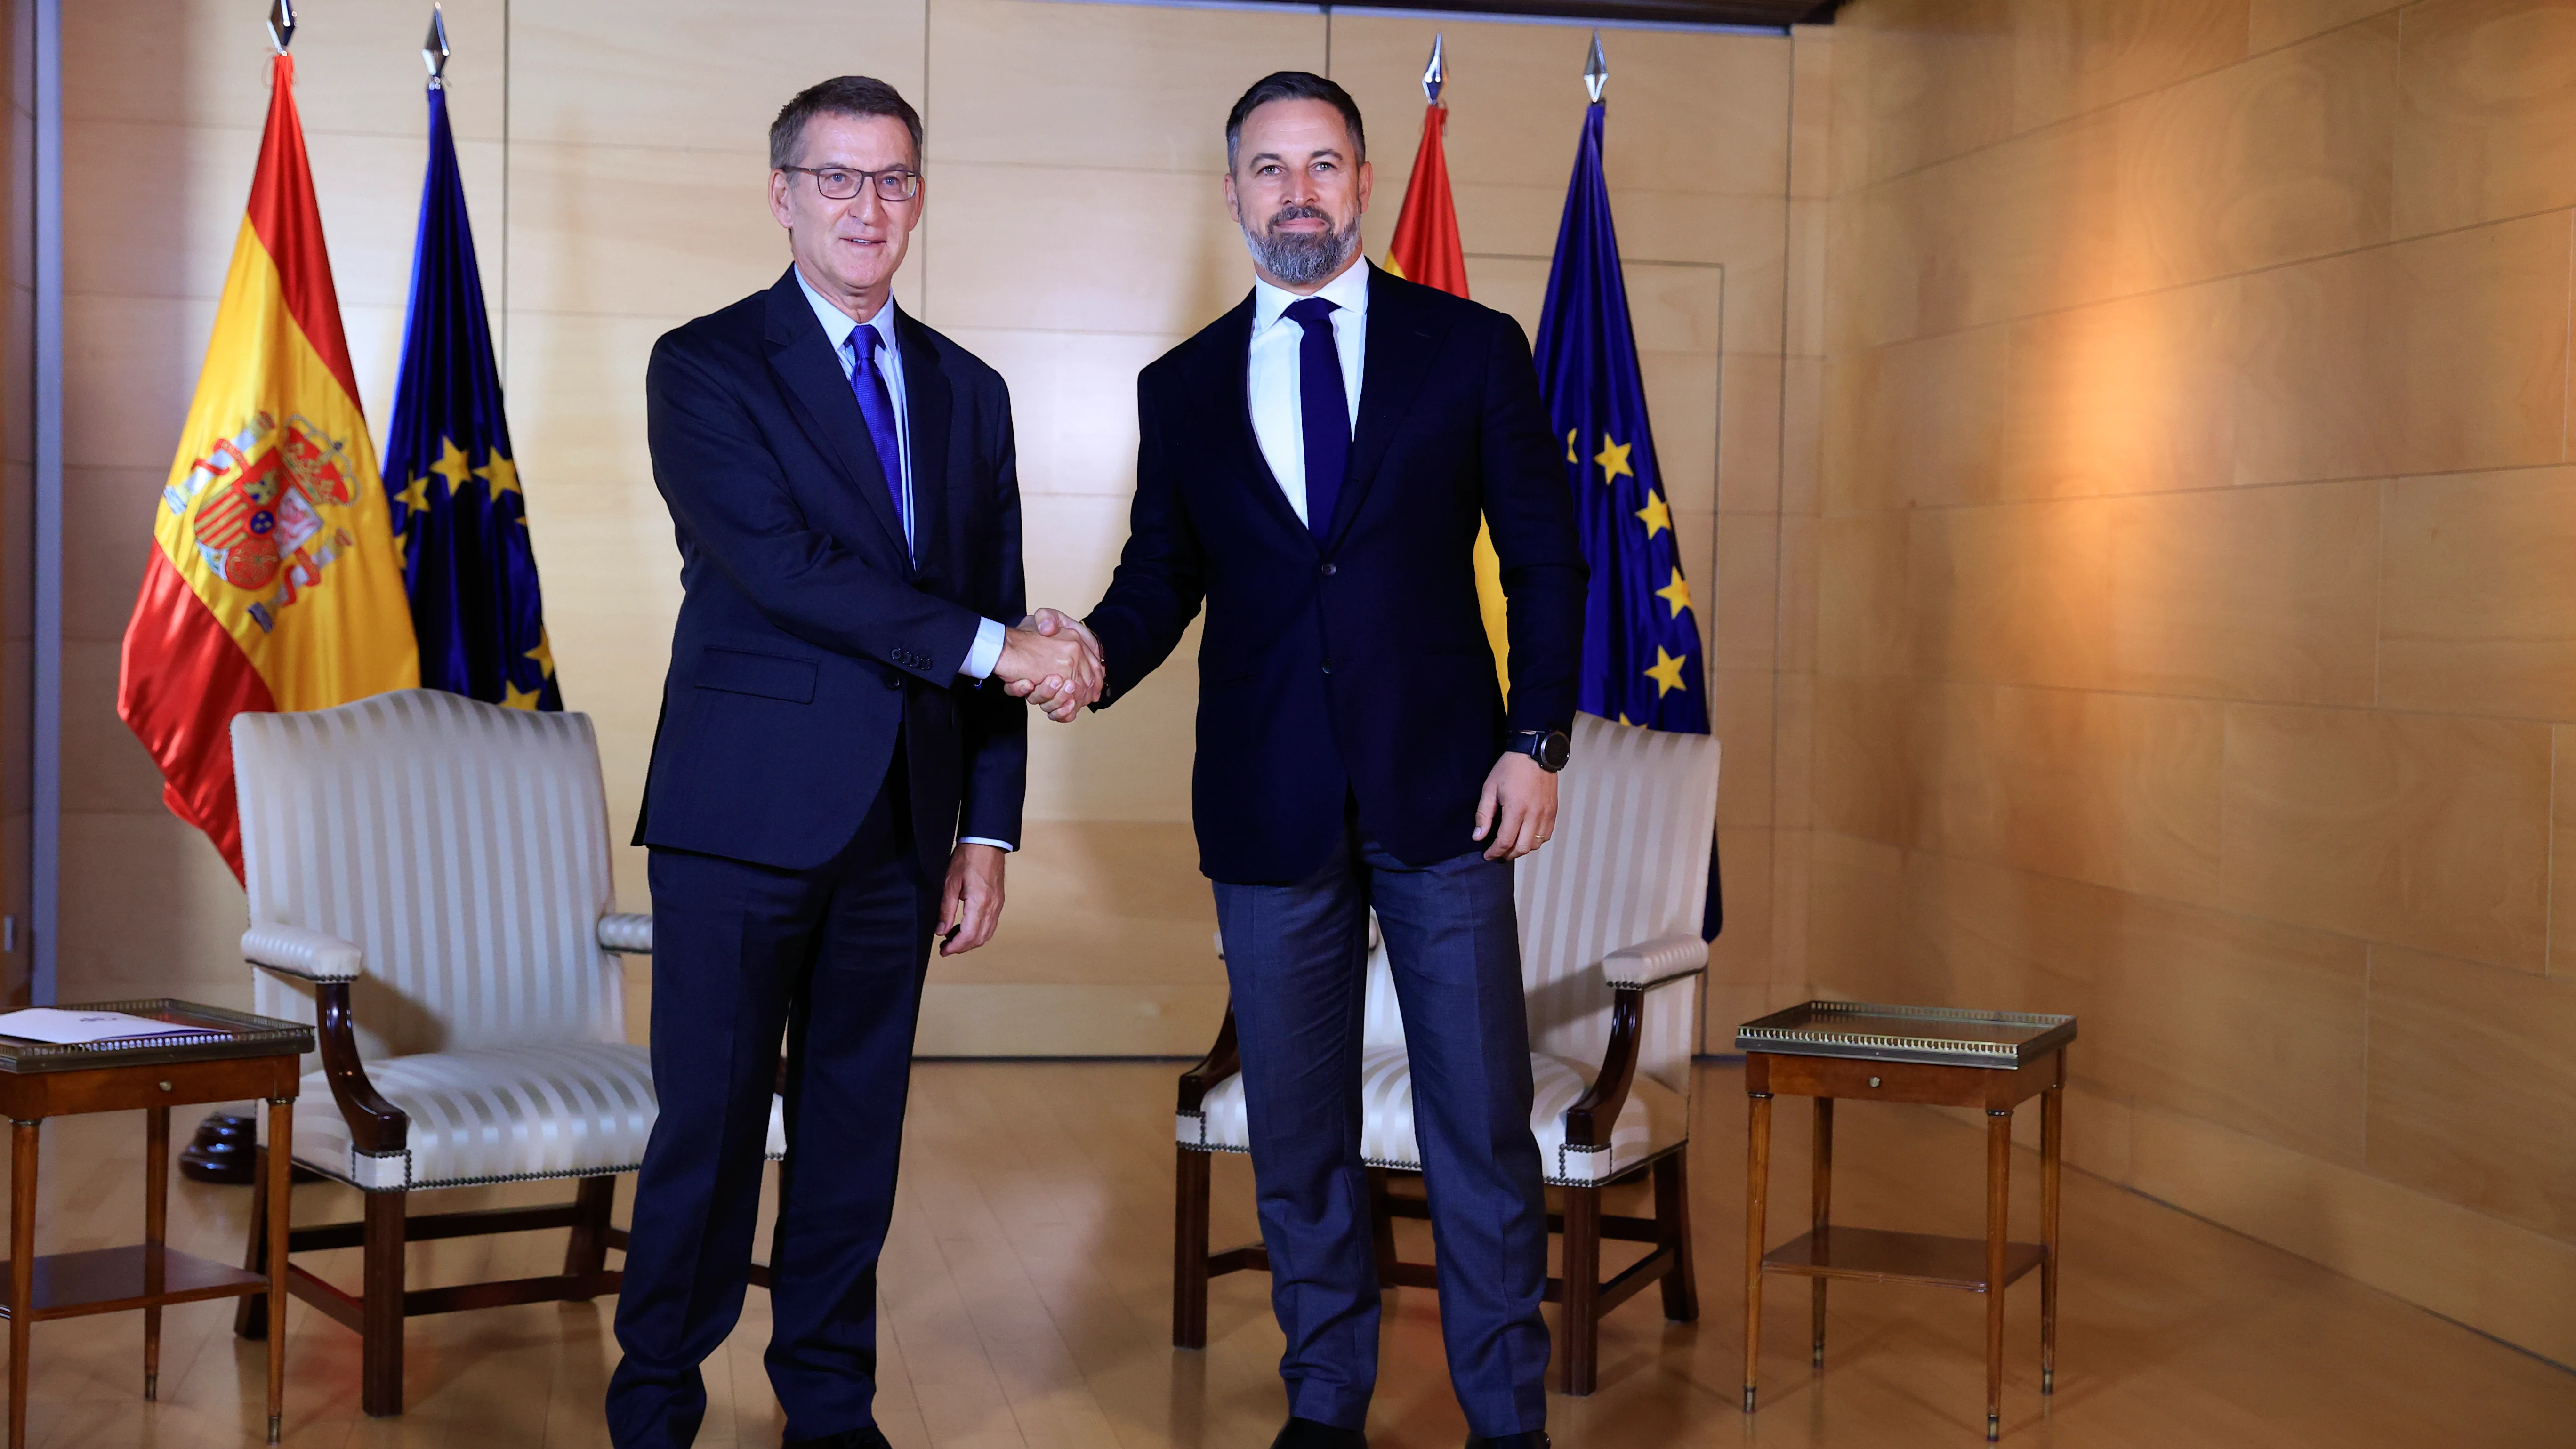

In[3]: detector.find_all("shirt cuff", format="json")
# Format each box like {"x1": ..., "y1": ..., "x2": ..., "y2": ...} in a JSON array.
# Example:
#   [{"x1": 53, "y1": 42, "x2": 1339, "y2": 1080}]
[
  {"x1": 960, "y1": 617, "x2": 1007, "y2": 679},
  {"x1": 958, "y1": 837, "x2": 1016, "y2": 852}
]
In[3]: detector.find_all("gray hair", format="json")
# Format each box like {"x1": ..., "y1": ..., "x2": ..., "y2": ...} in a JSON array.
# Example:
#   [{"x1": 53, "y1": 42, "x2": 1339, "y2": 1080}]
[{"x1": 770, "y1": 75, "x2": 923, "y2": 171}]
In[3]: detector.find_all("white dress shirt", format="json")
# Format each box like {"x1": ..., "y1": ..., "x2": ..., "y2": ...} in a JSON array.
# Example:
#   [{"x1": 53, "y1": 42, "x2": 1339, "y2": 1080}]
[
  {"x1": 1247, "y1": 261, "x2": 1370, "y2": 525},
  {"x1": 797, "y1": 268, "x2": 1012, "y2": 852}
]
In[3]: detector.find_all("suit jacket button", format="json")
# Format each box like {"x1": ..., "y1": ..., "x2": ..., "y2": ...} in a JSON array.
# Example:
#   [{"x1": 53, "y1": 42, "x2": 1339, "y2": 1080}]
[
  {"x1": 1320, "y1": 562, "x2": 1336, "y2": 576},
  {"x1": 884, "y1": 670, "x2": 903, "y2": 691},
  {"x1": 1321, "y1": 659, "x2": 1334, "y2": 675}
]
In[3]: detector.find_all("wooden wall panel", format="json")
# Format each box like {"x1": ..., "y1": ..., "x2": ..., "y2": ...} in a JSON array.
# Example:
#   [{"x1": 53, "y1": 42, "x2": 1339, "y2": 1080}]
[
  {"x1": 1814, "y1": 0, "x2": 2576, "y2": 1365},
  {"x1": 2230, "y1": 210, "x2": 2570, "y2": 487},
  {"x1": 2009, "y1": 0, "x2": 2251, "y2": 134},
  {"x1": 2392, "y1": 0, "x2": 2576, "y2": 237},
  {"x1": 2381, "y1": 467, "x2": 2576, "y2": 720},
  {"x1": 2366, "y1": 943, "x2": 2576, "y2": 1239},
  {"x1": 2111, "y1": 15, "x2": 2395, "y2": 292}
]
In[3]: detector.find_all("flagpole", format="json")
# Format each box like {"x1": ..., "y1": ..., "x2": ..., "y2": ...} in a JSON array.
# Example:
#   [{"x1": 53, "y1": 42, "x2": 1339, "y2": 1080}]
[
  {"x1": 425, "y1": 4, "x2": 450, "y2": 89},
  {"x1": 30, "y1": 0, "x2": 60, "y2": 1001}
]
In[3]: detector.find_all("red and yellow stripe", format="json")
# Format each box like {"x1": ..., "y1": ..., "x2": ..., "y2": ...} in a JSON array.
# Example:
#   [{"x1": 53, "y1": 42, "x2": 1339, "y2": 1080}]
[
  {"x1": 118, "y1": 54, "x2": 418, "y2": 877},
  {"x1": 1384, "y1": 102, "x2": 1510, "y2": 692}
]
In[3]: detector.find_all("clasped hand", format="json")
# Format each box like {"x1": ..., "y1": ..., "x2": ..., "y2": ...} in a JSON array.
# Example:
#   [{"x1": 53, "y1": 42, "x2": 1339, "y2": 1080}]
[{"x1": 998, "y1": 608, "x2": 1103, "y2": 723}]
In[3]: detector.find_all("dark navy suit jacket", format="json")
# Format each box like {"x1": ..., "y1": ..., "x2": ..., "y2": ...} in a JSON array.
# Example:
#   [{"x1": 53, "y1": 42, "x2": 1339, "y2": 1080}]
[
  {"x1": 1087, "y1": 265, "x2": 1586, "y2": 884},
  {"x1": 635, "y1": 268, "x2": 1026, "y2": 877}
]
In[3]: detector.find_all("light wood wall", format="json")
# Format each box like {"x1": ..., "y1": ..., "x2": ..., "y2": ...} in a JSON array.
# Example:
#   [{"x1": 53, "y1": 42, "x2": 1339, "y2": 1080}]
[
  {"x1": 1810, "y1": 0, "x2": 2576, "y2": 1369},
  {"x1": 56, "y1": 4, "x2": 1804, "y2": 1055}
]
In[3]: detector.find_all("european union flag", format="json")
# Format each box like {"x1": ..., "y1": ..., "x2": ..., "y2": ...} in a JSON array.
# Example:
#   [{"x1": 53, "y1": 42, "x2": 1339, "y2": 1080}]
[
  {"x1": 383, "y1": 80, "x2": 559, "y2": 710},
  {"x1": 1535, "y1": 97, "x2": 1719, "y2": 934}
]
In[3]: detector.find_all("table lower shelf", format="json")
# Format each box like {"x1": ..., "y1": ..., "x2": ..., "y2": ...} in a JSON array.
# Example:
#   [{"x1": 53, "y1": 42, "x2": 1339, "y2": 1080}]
[
  {"x1": 1761, "y1": 1227, "x2": 2045, "y2": 1293},
  {"x1": 0, "y1": 1246, "x2": 268, "y2": 1322}
]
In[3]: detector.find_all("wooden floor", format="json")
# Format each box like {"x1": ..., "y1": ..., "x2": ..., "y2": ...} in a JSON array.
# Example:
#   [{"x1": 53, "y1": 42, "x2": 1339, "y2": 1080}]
[{"x1": 8, "y1": 1061, "x2": 2573, "y2": 1447}]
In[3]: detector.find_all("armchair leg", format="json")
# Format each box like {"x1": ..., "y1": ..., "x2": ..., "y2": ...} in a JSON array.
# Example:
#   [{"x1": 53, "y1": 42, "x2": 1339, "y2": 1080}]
[
  {"x1": 1174, "y1": 1146, "x2": 1212, "y2": 1350},
  {"x1": 1560, "y1": 1184, "x2": 1603, "y2": 1396},
  {"x1": 235, "y1": 1144, "x2": 273, "y2": 1341},
  {"x1": 1367, "y1": 1167, "x2": 1399, "y2": 1288},
  {"x1": 563, "y1": 1175, "x2": 617, "y2": 1286},
  {"x1": 360, "y1": 1190, "x2": 408, "y2": 1417},
  {"x1": 1654, "y1": 1151, "x2": 1699, "y2": 1322}
]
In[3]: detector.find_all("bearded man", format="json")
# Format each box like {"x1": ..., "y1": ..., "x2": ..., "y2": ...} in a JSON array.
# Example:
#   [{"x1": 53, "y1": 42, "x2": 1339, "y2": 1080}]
[{"x1": 1019, "y1": 71, "x2": 1586, "y2": 1449}]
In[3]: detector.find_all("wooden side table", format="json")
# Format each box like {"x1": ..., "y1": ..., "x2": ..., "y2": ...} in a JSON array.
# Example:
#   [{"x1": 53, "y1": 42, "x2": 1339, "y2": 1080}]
[
  {"x1": 0, "y1": 999, "x2": 310, "y2": 1447},
  {"x1": 1736, "y1": 1001, "x2": 2077, "y2": 1442}
]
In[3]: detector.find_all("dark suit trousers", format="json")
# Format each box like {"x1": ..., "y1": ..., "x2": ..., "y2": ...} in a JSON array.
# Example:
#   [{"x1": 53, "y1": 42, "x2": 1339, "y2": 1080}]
[
  {"x1": 607, "y1": 764, "x2": 936, "y2": 1448},
  {"x1": 1210, "y1": 823, "x2": 1551, "y2": 1438}
]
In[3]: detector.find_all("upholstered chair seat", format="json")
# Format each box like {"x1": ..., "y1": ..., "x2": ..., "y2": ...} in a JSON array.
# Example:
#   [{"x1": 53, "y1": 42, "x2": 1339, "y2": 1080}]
[
  {"x1": 1182, "y1": 1044, "x2": 1687, "y2": 1186},
  {"x1": 289, "y1": 1041, "x2": 786, "y2": 1192}
]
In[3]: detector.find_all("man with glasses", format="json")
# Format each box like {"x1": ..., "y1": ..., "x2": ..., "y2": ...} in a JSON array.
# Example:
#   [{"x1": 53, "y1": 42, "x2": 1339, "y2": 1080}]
[{"x1": 607, "y1": 75, "x2": 1097, "y2": 1449}]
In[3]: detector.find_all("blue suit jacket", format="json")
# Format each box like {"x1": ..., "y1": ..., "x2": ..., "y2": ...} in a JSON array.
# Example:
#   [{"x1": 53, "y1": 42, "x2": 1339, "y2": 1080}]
[
  {"x1": 636, "y1": 268, "x2": 1026, "y2": 876},
  {"x1": 1087, "y1": 266, "x2": 1586, "y2": 884}
]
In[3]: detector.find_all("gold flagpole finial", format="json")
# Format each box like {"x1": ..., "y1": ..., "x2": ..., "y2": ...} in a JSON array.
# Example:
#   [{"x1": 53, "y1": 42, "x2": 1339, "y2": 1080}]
[
  {"x1": 267, "y1": 0, "x2": 296, "y2": 54},
  {"x1": 1423, "y1": 33, "x2": 1446, "y2": 105},
  {"x1": 1584, "y1": 30, "x2": 1609, "y2": 104},
  {"x1": 424, "y1": 5, "x2": 451, "y2": 88}
]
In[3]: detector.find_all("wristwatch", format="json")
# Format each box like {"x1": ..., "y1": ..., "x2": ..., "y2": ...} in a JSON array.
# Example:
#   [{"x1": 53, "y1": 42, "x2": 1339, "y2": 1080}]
[{"x1": 1515, "y1": 728, "x2": 1572, "y2": 773}]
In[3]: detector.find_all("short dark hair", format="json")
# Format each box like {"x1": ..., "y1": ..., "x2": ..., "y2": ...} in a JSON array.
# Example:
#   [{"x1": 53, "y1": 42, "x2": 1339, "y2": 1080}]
[
  {"x1": 1224, "y1": 71, "x2": 1365, "y2": 174},
  {"x1": 770, "y1": 76, "x2": 923, "y2": 172}
]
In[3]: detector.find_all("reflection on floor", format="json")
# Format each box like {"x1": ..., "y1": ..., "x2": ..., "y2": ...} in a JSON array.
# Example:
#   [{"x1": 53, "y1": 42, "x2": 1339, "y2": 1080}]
[{"x1": 10, "y1": 1061, "x2": 2573, "y2": 1447}]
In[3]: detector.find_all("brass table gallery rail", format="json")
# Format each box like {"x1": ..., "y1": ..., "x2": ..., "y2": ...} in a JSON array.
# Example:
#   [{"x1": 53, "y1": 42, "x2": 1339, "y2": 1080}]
[{"x1": 1736, "y1": 1000, "x2": 2076, "y2": 1442}]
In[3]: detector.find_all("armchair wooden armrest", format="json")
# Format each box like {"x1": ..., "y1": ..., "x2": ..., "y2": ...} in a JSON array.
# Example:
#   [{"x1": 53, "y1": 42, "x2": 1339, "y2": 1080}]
[
  {"x1": 314, "y1": 981, "x2": 409, "y2": 1155},
  {"x1": 242, "y1": 921, "x2": 409, "y2": 1152},
  {"x1": 1565, "y1": 937, "x2": 1706, "y2": 1151},
  {"x1": 1564, "y1": 986, "x2": 1643, "y2": 1151},
  {"x1": 1177, "y1": 1007, "x2": 1240, "y2": 1114}
]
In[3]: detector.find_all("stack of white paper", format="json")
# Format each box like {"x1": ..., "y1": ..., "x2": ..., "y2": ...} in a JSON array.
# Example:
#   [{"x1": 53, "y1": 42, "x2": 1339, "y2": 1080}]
[{"x1": 0, "y1": 1007, "x2": 202, "y2": 1046}]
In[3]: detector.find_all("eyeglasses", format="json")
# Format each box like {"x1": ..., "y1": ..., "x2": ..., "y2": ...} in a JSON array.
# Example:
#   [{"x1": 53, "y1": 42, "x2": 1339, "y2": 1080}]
[{"x1": 778, "y1": 165, "x2": 920, "y2": 203}]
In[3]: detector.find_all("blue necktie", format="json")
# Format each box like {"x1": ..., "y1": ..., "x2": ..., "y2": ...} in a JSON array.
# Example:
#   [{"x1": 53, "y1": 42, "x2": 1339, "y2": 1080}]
[
  {"x1": 1284, "y1": 296, "x2": 1348, "y2": 540},
  {"x1": 846, "y1": 327, "x2": 906, "y2": 548}
]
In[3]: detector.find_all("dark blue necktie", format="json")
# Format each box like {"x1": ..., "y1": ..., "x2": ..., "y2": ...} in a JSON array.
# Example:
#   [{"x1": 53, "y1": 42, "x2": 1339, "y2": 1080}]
[
  {"x1": 845, "y1": 326, "x2": 906, "y2": 547},
  {"x1": 1284, "y1": 296, "x2": 1348, "y2": 539}
]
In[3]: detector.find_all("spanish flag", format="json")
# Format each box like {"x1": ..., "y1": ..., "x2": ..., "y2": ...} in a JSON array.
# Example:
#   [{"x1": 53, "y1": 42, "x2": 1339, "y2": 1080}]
[
  {"x1": 1383, "y1": 94, "x2": 1511, "y2": 692},
  {"x1": 117, "y1": 53, "x2": 419, "y2": 878}
]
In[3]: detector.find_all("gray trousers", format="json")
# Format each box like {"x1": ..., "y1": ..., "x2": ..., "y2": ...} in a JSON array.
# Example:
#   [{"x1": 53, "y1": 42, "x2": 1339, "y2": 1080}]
[{"x1": 1212, "y1": 829, "x2": 1550, "y2": 1438}]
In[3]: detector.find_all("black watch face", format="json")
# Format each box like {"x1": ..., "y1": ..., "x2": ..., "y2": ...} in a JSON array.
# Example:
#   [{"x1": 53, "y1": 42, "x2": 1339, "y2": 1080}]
[{"x1": 1538, "y1": 730, "x2": 1571, "y2": 771}]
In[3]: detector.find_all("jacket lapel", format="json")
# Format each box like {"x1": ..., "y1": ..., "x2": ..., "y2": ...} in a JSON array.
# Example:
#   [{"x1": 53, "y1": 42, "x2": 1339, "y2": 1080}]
[
  {"x1": 1327, "y1": 264, "x2": 1449, "y2": 550},
  {"x1": 1209, "y1": 292, "x2": 1317, "y2": 547},
  {"x1": 761, "y1": 270, "x2": 911, "y2": 568},
  {"x1": 894, "y1": 308, "x2": 953, "y2": 573}
]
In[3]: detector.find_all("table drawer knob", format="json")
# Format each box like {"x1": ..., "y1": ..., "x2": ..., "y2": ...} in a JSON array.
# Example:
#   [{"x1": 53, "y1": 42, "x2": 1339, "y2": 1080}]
[
  {"x1": 158, "y1": 1081, "x2": 172, "y2": 1092},
  {"x1": 1868, "y1": 1076, "x2": 1881, "y2": 1088}
]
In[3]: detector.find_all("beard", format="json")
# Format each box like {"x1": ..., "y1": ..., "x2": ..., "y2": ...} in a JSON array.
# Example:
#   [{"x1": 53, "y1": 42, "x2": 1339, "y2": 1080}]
[{"x1": 1242, "y1": 203, "x2": 1360, "y2": 287}]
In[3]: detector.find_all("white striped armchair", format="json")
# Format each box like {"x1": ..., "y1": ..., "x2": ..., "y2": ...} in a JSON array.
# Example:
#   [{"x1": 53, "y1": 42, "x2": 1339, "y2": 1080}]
[
  {"x1": 227, "y1": 688, "x2": 783, "y2": 1417},
  {"x1": 1173, "y1": 711, "x2": 1721, "y2": 1394}
]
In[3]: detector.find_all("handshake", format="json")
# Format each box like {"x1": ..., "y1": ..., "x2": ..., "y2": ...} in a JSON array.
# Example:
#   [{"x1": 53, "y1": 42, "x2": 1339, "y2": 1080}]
[{"x1": 995, "y1": 608, "x2": 1103, "y2": 724}]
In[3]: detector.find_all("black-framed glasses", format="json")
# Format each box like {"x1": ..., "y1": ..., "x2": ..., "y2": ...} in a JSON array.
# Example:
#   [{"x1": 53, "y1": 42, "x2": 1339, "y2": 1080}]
[{"x1": 779, "y1": 165, "x2": 920, "y2": 202}]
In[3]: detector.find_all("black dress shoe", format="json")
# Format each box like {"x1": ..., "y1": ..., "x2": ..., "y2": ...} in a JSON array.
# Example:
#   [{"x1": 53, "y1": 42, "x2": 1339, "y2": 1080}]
[
  {"x1": 1271, "y1": 1417, "x2": 1367, "y2": 1449},
  {"x1": 783, "y1": 1429, "x2": 892, "y2": 1449},
  {"x1": 1465, "y1": 1433, "x2": 1549, "y2": 1449}
]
